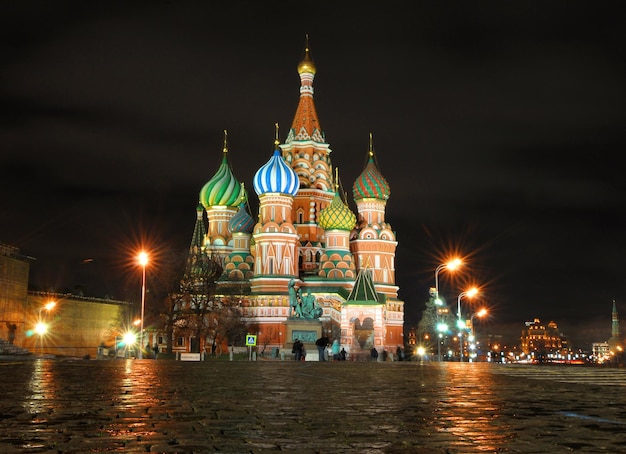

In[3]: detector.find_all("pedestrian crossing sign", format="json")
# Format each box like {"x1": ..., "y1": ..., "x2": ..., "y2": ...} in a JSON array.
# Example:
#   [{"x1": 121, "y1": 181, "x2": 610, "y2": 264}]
[{"x1": 246, "y1": 334, "x2": 257, "y2": 346}]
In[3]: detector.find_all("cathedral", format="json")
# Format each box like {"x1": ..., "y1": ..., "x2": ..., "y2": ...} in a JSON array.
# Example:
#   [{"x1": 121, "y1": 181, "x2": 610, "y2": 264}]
[{"x1": 188, "y1": 39, "x2": 404, "y2": 357}]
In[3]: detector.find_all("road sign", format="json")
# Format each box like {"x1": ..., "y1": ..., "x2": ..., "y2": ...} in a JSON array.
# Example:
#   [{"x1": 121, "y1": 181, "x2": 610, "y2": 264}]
[{"x1": 246, "y1": 334, "x2": 257, "y2": 346}]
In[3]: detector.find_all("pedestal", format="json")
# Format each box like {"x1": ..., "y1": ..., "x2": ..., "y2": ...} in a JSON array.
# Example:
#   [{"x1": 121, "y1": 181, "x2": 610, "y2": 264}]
[{"x1": 284, "y1": 318, "x2": 322, "y2": 358}]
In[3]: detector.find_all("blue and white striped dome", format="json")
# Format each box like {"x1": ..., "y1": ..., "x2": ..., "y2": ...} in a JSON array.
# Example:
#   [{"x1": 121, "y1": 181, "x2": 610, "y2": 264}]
[{"x1": 253, "y1": 149, "x2": 300, "y2": 196}]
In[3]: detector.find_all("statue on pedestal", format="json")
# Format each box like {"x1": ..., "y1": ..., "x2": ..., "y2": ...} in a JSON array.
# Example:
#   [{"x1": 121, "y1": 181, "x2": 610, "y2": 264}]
[{"x1": 288, "y1": 280, "x2": 321, "y2": 320}]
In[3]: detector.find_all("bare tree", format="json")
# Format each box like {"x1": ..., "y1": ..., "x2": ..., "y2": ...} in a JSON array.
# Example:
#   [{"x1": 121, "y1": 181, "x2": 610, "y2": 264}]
[
  {"x1": 175, "y1": 250, "x2": 223, "y2": 353},
  {"x1": 149, "y1": 244, "x2": 249, "y2": 355},
  {"x1": 216, "y1": 282, "x2": 251, "y2": 349},
  {"x1": 148, "y1": 248, "x2": 188, "y2": 355}
]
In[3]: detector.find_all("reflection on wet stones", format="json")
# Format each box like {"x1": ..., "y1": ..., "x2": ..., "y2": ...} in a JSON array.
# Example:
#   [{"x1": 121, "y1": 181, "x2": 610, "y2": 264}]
[{"x1": 1, "y1": 359, "x2": 626, "y2": 453}]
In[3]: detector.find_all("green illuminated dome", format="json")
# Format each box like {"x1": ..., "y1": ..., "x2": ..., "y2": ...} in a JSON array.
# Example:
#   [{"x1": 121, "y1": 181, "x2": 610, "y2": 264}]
[
  {"x1": 319, "y1": 192, "x2": 356, "y2": 231},
  {"x1": 199, "y1": 130, "x2": 245, "y2": 208}
]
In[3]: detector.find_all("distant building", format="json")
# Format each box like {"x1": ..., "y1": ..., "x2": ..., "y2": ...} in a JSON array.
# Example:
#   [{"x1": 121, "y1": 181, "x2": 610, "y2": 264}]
[
  {"x1": 607, "y1": 300, "x2": 623, "y2": 355},
  {"x1": 1, "y1": 242, "x2": 132, "y2": 358},
  {"x1": 1, "y1": 243, "x2": 32, "y2": 346},
  {"x1": 25, "y1": 292, "x2": 131, "y2": 358},
  {"x1": 592, "y1": 342, "x2": 610, "y2": 363},
  {"x1": 485, "y1": 334, "x2": 505, "y2": 363},
  {"x1": 520, "y1": 318, "x2": 569, "y2": 361}
]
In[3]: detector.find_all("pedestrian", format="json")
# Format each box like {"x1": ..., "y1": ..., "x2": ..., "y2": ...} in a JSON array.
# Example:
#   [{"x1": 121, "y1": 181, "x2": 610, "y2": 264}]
[
  {"x1": 340, "y1": 347, "x2": 347, "y2": 361},
  {"x1": 315, "y1": 336, "x2": 329, "y2": 361},
  {"x1": 292, "y1": 339, "x2": 303, "y2": 361},
  {"x1": 396, "y1": 346, "x2": 404, "y2": 361},
  {"x1": 301, "y1": 344, "x2": 306, "y2": 361},
  {"x1": 370, "y1": 347, "x2": 379, "y2": 361}
]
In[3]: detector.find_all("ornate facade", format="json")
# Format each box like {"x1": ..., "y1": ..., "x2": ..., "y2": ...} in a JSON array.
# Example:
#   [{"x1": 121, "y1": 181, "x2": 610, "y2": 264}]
[{"x1": 191, "y1": 40, "x2": 405, "y2": 356}]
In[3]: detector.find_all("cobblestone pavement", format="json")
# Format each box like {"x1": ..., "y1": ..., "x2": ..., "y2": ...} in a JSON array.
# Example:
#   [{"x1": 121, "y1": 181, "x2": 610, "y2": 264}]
[{"x1": 1, "y1": 358, "x2": 625, "y2": 453}]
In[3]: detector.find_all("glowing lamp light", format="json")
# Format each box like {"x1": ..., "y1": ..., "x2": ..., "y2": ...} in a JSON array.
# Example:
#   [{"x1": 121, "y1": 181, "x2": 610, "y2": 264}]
[
  {"x1": 457, "y1": 287, "x2": 480, "y2": 362},
  {"x1": 123, "y1": 331, "x2": 137, "y2": 346},
  {"x1": 138, "y1": 251, "x2": 148, "y2": 267},
  {"x1": 446, "y1": 258, "x2": 462, "y2": 271},
  {"x1": 34, "y1": 322, "x2": 48, "y2": 335},
  {"x1": 137, "y1": 250, "x2": 149, "y2": 359},
  {"x1": 433, "y1": 257, "x2": 464, "y2": 362}
]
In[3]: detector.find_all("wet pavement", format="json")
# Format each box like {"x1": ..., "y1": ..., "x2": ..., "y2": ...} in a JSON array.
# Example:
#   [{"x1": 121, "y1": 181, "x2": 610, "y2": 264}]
[{"x1": 1, "y1": 358, "x2": 625, "y2": 453}]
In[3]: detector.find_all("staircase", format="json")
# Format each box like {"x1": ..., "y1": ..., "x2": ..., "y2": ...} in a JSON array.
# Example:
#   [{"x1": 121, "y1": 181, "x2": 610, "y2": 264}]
[{"x1": 0, "y1": 338, "x2": 32, "y2": 355}]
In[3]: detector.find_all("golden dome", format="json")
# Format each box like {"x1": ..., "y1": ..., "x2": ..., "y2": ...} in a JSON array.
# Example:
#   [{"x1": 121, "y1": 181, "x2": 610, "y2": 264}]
[{"x1": 297, "y1": 38, "x2": 316, "y2": 75}]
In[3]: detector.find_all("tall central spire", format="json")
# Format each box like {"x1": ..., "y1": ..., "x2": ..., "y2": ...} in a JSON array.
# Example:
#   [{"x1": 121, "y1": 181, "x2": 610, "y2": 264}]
[
  {"x1": 285, "y1": 35, "x2": 324, "y2": 149},
  {"x1": 279, "y1": 36, "x2": 336, "y2": 277}
]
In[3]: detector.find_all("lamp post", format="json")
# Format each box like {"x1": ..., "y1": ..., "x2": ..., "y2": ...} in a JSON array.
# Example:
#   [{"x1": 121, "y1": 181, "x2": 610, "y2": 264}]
[
  {"x1": 469, "y1": 308, "x2": 487, "y2": 362},
  {"x1": 41, "y1": 300, "x2": 57, "y2": 314},
  {"x1": 138, "y1": 251, "x2": 149, "y2": 359},
  {"x1": 35, "y1": 300, "x2": 56, "y2": 355},
  {"x1": 433, "y1": 258, "x2": 462, "y2": 361},
  {"x1": 34, "y1": 322, "x2": 48, "y2": 356},
  {"x1": 434, "y1": 258, "x2": 462, "y2": 295},
  {"x1": 470, "y1": 308, "x2": 487, "y2": 338},
  {"x1": 457, "y1": 287, "x2": 478, "y2": 362}
]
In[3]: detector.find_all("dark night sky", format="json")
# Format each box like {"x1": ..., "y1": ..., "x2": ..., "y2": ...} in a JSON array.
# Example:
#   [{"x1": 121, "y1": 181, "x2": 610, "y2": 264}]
[{"x1": 2, "y1": 1, "x2": 625, "y2": 349}]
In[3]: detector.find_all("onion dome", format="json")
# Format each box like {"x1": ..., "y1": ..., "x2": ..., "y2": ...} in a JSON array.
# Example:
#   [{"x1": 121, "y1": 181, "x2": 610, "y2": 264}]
[
  {"x1": 319, "y1": 191, "x2": 356, "y2": 231},
  {"x1": 253, "y1": 124, "x2": 299, "y2": 197},
  {"x1": 199, "y1": 130, "x2": 245, "y2": 208},
  {"x1": 352, "y1": 133, "x2": 390, "y2": 201},
  {"x1": 228, "y1": 201, "x2": 254, "y2": 234},
  {"x1": 297, "y1": 35, "x2": 316, "y2": 75}
]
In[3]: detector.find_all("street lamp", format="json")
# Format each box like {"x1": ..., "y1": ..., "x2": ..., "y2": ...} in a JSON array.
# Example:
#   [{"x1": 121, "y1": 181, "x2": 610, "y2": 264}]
[
  {"x1": 457, "y1": 287, "x2": 478, "y2": 362},
  {"x1": 123, "y1": 331, "x2": 137, "y2": 359},
  {"x1": 34, "y1": 321, "x2": 49, "y2": 355},
  {"x1": 416, "y1": 345, "x2": 426, "y2": 364},
  {"x1": 138, "y1": 251, "x2": 149, "y2": 359},
  {"x1": 433, "y1": 258, "x2": 462, "y2": 361},
  {"x1": 41, "y1": 300, "x2": 57, "y2": 313},
  {"x1": 35, "y1": 300, "x2": 56, "y2": 355},
  {"x1": 470, "y1": 308, "x2": 488, "y2": 338},
  {"x1": 434, "y1": 258, "x2": 462, "y2": 295},
  {"x1": 468, "y1": 308, "x2": 487, "y2": 362}
]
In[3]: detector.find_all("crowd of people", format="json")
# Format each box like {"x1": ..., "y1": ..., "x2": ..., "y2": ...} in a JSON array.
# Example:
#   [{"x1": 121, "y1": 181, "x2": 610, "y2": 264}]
[{"x1": 291, "y1": 338, "x2": 405, "y2": 362}]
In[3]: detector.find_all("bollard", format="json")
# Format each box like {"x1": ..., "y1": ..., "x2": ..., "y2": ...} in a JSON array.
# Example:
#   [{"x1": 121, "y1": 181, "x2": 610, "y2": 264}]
[{"x1": 230, "y1": 349, "x2": 233, "y2": 361}]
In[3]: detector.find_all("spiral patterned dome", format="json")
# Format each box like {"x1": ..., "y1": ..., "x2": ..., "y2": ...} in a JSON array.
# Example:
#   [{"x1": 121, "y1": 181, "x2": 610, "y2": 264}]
[
  {"x1": 319, "y1": 192, "x2": 356, "y2": 231},
  {"x1": 253, "y1": 146, "x2": 299, "y2": 196},
  {"x1": 199, "y1": 151, "x2": 245, "y2": 208},
  {"x1": 352, "y1": 150, "x2": 390, "y2": 201},
  {"x1": 228, "y1": 202, "x2": 255, "y2": 234}
]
